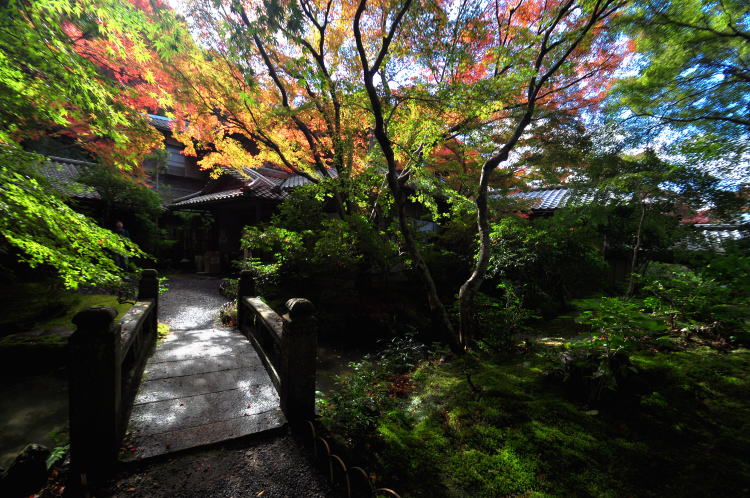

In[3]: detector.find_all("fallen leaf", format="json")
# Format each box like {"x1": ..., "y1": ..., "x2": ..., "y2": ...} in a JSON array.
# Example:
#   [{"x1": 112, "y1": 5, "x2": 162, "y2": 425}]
[{"x1": 257, "y1": 491, "x2": 265, "y2": 497}]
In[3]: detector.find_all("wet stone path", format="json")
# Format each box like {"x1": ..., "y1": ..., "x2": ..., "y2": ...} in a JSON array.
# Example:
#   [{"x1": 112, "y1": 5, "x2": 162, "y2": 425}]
[{"x1": 124, "y1": 275, "x2": 286, "y2": 460}]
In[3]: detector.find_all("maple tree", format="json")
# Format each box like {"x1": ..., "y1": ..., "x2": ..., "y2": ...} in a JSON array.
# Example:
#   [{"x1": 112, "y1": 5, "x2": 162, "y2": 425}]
[
  {"x1": 156, "y1": 0, "x2": 630, "y2": 348},
  {"x1": 0, "y1": 0, "x2": 181, "y2": 287},
  {"x1": 353, "y1": 0, "x2": 628, "y2": 347},
  {"x1": 161, "y1": 0, "x2": 378, "y2": 212},
  {"x1": 0, "y1": 0, "x2": 188, "y2": 169}
]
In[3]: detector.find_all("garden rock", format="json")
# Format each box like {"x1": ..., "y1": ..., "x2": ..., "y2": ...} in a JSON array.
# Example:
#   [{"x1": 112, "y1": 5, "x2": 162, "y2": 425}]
[{"x1": 0, "y1": 443, "x2": 50, "y2": 497}]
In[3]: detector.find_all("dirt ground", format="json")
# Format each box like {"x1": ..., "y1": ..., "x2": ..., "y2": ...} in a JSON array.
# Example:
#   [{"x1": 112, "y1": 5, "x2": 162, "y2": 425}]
[
  {"x1": 38, "y1": 431, "x2": 330, "y2": 497},
  {"x1": 102, "y1": 431, "x2": 330, "y2": 497}
]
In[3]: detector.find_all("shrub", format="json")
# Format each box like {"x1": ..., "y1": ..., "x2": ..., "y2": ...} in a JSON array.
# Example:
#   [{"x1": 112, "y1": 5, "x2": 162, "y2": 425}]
[
  {"x1": 487, "y1": 217, "x2": 606, "y2": 312},
  {"x1": 219, "y1": 301, "x2": 237, "y2": 327},
  {"x1": 640, "y1": 263, "x2": 729, "y2": 327},
  {"x1": 472, "y1": 284, "x2": 537, "y2": 353},
  {"x1": 556, "y1": 297, "x2": 664, "y2": 403},
  {"x1": 219, "y1": 278, "x2": 238, "y2": 299},
  {"x1": 319, "y1": 335, "x2": 435, "y2": 441}
]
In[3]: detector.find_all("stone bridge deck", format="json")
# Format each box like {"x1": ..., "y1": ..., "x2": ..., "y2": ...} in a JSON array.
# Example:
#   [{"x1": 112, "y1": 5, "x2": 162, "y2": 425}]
[{"x1": 123, "y1": 277, "x2": 285, "y2": 460}]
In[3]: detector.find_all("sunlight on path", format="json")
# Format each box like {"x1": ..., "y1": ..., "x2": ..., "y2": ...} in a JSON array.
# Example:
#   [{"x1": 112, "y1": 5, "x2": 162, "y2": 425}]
[{"x1": 123, "y1": 276, "x2": 285, "y2": 460}]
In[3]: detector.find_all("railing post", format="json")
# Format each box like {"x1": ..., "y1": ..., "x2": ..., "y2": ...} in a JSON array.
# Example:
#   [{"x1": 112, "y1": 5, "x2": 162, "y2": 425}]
[
  {"x1": 68, "y1": 306, "x2": 122, "y2": 485},
  {"x1": 281, "y1": 298, "x2": 318, "y2": 423},
  {"x1": 138, "y1": 269, "x2": 158, "y2": 330},
  {"x1": 237, "y1": 270, "x2": 256, "y2": 331}
]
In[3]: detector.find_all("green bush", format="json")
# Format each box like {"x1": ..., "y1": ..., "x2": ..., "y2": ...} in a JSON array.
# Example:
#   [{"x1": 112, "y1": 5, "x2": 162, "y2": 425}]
[
  {"x1": 219, "y1": 278, "x2": 239, "y2": 299},
  {"x1": 487, "y1": 217, "x2": 606, "y2": 313},
  {"x1": 319, "y1": 335, "x2": 435, "y2": 441},
  {"x1": 639, "y1": 262, "x2": 745, "y2": 337},
  {"x1": 471, "y1": 284, "x2": 538, "y2": 353},
  {"x1": 557, "y1": 297, "x2": 665, "y2": 402}
]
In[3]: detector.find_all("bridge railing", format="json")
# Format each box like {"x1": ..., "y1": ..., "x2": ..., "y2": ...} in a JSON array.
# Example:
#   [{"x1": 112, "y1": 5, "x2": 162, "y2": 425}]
[
  {"x1": 67, "y1": 269, "x2": 159, "y2": 485},
  {"x1": 237, "y1": 270, "x2": 317, "y2": 424}
]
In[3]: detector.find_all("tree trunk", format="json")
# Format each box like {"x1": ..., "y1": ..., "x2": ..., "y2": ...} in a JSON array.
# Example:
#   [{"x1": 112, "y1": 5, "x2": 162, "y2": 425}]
[
  {"x1": 457, "y1": 162, "x2": 494, "y2": 346},
  {"x1": 353, "y1": 0, "x2": 461, "y2": 353},
  {"x1": 393, "y1": 186, "x2": 461, "y2": 352},
  {"x1": 457, "y1": 111, "x2": 531, "y2": 346},
  {"x1": 626, "y1": 199, "x2": 646, "y2": 297}
]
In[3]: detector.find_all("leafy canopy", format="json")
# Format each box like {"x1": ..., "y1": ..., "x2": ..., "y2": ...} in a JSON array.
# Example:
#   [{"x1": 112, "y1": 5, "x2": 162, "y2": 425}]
[
  {"x1": 612, "y1": 0, "x2": 750, "y2": 168},
  {"x1": 0, "y1": 147, "x2": 144, "y2": 289}
]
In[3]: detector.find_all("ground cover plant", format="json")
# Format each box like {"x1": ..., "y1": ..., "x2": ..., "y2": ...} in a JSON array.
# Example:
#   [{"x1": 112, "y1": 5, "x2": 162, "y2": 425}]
[
  {"x1": 0, "y1": 287, "x2": 134, "y2": 375},
  {"x1": 319, "y1": 337, "x2": 750, "y2": 497}
]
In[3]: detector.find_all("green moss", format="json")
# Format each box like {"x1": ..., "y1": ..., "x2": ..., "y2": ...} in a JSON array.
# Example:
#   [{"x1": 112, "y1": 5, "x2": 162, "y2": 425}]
[
  {"x1": 0, "y1": 334, "x2": 67, "y2": 347},
  {"x1": 0, "y1": 293, "x2": 133, "y2": 374},
  {"x1": 451, "y1": 447, "x2": 537, "y2": 497},
  {"x1": 40, "y1": 294, "x2": 132, "y2": 330},
  {"x1": 351, "y1": 345, "x2": 750, "y2": 497},
  {"x1": 0, "y1": 284, "x2": 133, "y2": 337},
  {"x1": 0, "y1": 282, "x2": 80, "y2": 334}
]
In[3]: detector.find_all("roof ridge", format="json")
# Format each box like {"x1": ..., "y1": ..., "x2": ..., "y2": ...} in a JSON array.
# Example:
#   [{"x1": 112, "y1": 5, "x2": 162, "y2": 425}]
[{"x1": 46, "y1": 155, "x2": 98, "y2": 166}]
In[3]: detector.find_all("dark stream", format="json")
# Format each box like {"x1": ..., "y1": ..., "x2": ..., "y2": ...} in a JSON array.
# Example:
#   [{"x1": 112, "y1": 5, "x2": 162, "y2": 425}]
[{"x1": 0, "y1": 371, "x2": 68, "y2": 469}]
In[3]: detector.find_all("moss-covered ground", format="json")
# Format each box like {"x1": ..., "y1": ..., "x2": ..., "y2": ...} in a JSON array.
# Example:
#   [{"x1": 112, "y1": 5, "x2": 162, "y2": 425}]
[
  {"x1": 0, "y1": 282, "x2": 133, "y2": 336},
  {"x1": 0, "y1": 290, "x2": 133, "y2": 374},
  {"x1": 331, "y1": 341, "x2": 750, "y2": 497}
]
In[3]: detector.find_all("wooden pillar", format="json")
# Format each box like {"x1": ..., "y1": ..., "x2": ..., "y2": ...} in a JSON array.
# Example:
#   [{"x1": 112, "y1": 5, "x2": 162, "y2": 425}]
[
  {"x1": 281, "y1": 298, "x2": 318, "y2": 423},
  {"x1": 68, "y1": 306, "x2": 122, "y2": 484}
]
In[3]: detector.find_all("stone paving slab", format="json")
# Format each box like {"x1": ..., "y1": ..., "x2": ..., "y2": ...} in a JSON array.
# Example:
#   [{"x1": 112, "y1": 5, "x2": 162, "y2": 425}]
[
  {"x1": 122, "y1": 408, "x2": 286, "y2": 461},
  {"x1": 158, "y1": 275, "x2": 228, "y2": 331},
  {"x1": 143, "y1": 354, "x2": 262, "y2": 380},
  {"x1": 134, "y1": 366, "x2": 271, "y2": 404},
  {"x1": 124, "y1": 325, "x2": 285, "y2": 460},
  {"x1": 150, "y1": 329, "x2": 256, "y2": 363}
]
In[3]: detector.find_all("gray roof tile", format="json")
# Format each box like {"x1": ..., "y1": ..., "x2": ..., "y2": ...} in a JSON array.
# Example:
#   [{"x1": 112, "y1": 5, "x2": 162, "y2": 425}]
[
  {"x1": 149, "y1": 114, "x2": 173, "y2": 132},
  {"x1": 40, "y1": 157, "x2": 100, "y2": 200},
  {"x1": 510, "y1": 188, "x2": 574, "y2": 210}
]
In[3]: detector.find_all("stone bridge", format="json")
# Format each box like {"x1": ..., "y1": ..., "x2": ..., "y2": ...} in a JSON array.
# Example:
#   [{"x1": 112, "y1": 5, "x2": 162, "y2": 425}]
[{"x1": 68, "y1": 271, "x2": 316, "y2": 479}]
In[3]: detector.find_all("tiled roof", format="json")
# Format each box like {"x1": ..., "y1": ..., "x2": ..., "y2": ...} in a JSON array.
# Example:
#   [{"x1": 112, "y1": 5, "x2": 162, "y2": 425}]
[
  {"x1": 171, "y1": 188, "x2": 245, "y2": 206},
  {"x1": 280, "y1": 169, "x2": 338, "y2": 189},
  {"x1": 40, "y1": 156, "x2": 100, "y2": 200},
  {"x1": 280, "y1": 174, "x2": 312, "y2": 189},
  {"x1": 511, "y1": 188, "x2": 574, "y2": 210},
  {"x1": 507, "y1": 187, "x2": 598, "y2": 210},
  {"x1": 149, "y1": 114, "x2": 172, "y2": 132},
  {"x1": 171, "y1": 166, "x2": 339, "y2": 208},
  {"x1": 251, "y1": 183, "x2": 288, "y2": 200},
  {"x1": 171, "y1": 182, "x2": 288, "y2": 207},
  {"x1": 689, "y1": 224, "x2": 748, "y2": 250}
]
